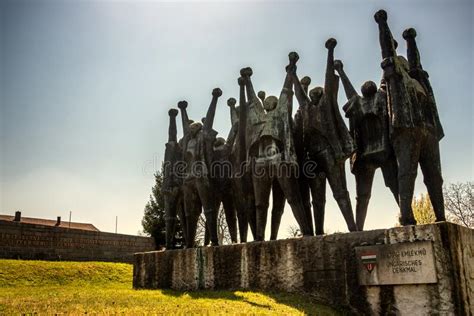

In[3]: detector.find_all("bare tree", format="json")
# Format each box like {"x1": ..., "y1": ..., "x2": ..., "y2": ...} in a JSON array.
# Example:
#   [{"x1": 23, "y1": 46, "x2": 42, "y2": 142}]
[
  {"x1": 217, "y1": 207, "x2": 232, "y2": 245},
  {"x1": 195, "y1": 206, "x2": 232, "y2": 246},
  {"x1": 286, "y1": 224, "x2": 302, "y2": 238},
  {"x1": 194, "y1": 215, "x2": 207, "y2": 246},
  {"x1": 444, "y1": 182, "x2": 473, "y2": 228}
]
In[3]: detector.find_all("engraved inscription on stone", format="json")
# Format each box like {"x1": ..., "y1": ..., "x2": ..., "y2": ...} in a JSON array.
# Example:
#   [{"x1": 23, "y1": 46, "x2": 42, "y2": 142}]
[{"x1": 355, "y1": 241, "x2": 437, "y2": 285}]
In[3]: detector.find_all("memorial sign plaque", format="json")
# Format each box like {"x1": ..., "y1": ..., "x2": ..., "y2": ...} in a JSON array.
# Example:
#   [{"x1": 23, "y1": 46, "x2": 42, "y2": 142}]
[{"x1": 355, "y1": 241, "x2": 437, "y2": 285}]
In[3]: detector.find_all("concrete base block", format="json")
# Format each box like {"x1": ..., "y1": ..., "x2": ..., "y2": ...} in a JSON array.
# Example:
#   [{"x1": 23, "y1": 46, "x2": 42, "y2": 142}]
[{"x1": 133, "y1": 223, "x2": 473, "y2": 315}]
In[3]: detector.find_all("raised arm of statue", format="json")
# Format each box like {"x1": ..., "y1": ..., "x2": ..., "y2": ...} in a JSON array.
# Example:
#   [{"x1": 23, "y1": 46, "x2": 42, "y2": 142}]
[
  {"x1": 240, "y1": 67, "x2": 257, "y2": 102},
  {"x1": 164, "y1": 108, "x2": 180, "y2": 191},
  {"x1": 334, "y1": 60, "x2": 358, "y2": 100},
  {"x1": 402, "y1": 28, "x2": 432, "y2": 96},
  {"x1": 277, "y1": 52, "x2": 298, "y2": 114},
  {"x1": 285, "y1": 52, "x2": 298, "y2": 90},
  {"x1": 291, "y1": 71, "x2": 310, "y2": 107},
  {"x1": 227, "y1": 97, "x2": 238, "y2": 126},
  {"x1": 204, "y1": 88, "x2": 222, "y2": 131},
  {"x1": 403, "y1": 28, "x2": 435, "y2": 93},
  {"x1": 300, "y1": 76, "x2": 311, "y2": 96},
  {"x1": 403, "y1": 28, "x2": 422, "y2": 71},
  {"x1": 168, "y1": 109, "x2": 179, "y2": 142},
  {"x1": 240, "y1": 67, "x2": 265, "y2": 115},
  {"x1": 226, "y1": 121, "x2": 239, "y2": 149},
  {"x1": 324, "y1": 38, "x2": 338, "y2": 101},
  {"x1": 238, "y1": 76, "x2": 247, "y2": 163},
  {"x1": 403, "y1": 27, "x2": 444, "y2": 140},
  {"x1": 177, "y1": 101, "x2": 190, "y2": 135},
  {"x1": 374, "y1": 10, "x2": 397, "y2": 59}
]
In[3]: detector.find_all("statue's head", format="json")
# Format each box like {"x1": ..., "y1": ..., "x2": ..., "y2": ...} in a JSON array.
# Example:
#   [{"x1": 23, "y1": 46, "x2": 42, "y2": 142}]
[
  {"x1": 264, "y1": 96, "x2": 278, "y2": 112},
  {"x1": 258, "y1": 91, "x2": 266, "y2": 102},
  {"x1": 214, "y1": 137, "x2": 226, "y2": 148},
  {"x1": 189, "y1": 122, "x2": 202, "y2": 137},
  {"x1": 309, "y1": 87, "x2": 324, "y2": 105},
  {"x1": 361, "y1": 81, "x2": 377, "y2": 98},
  {"x1": 300, "y1": 76, "x2": 311, "y2": 87}
]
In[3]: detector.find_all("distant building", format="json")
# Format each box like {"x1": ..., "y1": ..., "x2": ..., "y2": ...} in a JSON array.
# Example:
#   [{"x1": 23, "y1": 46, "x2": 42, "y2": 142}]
[
  {"x1": 0, "y1": 211, "x2": 155, "y2": 262},
  {"x1": 0, "y1": 211, "x2": 99, "y2": 232}
]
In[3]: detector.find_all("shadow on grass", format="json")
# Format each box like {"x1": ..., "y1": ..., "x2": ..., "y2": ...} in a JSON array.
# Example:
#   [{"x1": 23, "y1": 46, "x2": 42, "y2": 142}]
[
  {"x1": 161, "y1": 289, "x2": 272, "y2": 309},
  {"x1": 160, "y1": 289, "x2": 342, "y2": 315}
]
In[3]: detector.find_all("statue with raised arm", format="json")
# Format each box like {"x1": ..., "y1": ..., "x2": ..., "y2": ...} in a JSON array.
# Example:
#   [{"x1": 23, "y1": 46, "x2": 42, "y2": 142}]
[
  {"x1": 228, "y1": 80, "x2": 256, "y2": 242},
  {"x1": 163, "y1": 108, "x2": 187, "y2": 249},
  {"x1": 290, "y1": 39, "x2": 357, "y2": 234},
  {"x1": 374, "y1": 10, "x2": 446, "y2": 225},
  {"x1": 240, "y1": 54, "x2": 313, "y2": 241},
  {"x1": 293, "y1": 75, "x2": 321, "y2": 234},
  {"x1": 178, "y1": 88, "x2": 223, "y2": 247},
  {"x1": 402, "y1": 28, "x2": 444, "y2": 142},
  {"x1": 255, "y1": 90, "x2": 291, "y2": 240},
  {"x1": 229, "y1": 87, "x2": 290, "y2": 242},
  {"x1": 334, "y1": 59, "x2": 399, "y2": 231},
  {"x1": 211, "y1": 120, "x2": 239, "y2": 243},
  {"x1": 224, "y1": 98, "x2": 248, "y2": 242}
]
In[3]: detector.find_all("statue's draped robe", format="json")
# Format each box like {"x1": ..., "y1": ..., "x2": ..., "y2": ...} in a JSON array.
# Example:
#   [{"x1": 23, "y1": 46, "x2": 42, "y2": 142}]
[
  {"x1": 304, "y1": 77, "x2": 355, "y2": 162},
  {"x1": 245, "y1": 88, "x2": 297, "y2": 164},
  {"x1": 343, "y1": 89, "x2": 391, "y2": 171}
]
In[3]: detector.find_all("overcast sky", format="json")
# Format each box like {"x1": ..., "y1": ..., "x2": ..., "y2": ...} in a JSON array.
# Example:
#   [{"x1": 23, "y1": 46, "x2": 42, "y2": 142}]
[{"x1": 1, "y1": 0, "x2": 472, "y2": 237}]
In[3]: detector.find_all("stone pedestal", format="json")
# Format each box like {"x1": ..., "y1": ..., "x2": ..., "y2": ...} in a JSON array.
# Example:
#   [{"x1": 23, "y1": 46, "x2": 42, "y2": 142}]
[{"x1": 133, "y1": 222, "x2": 473, "y2": 315}]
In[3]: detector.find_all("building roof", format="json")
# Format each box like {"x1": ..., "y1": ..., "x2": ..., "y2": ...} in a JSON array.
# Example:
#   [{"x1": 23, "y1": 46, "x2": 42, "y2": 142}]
[{"x1": 0, "y1": 214, "x2": 100, "y2": 232}]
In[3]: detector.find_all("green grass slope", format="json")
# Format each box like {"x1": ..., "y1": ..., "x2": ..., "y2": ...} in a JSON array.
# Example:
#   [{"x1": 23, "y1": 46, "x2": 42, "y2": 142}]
[
  {"x1": 0, "y1": 259, "x2": 131, "y2": 287},
  {"x1": 0, "y1": 259, "x2": 340, "y2": 315}
]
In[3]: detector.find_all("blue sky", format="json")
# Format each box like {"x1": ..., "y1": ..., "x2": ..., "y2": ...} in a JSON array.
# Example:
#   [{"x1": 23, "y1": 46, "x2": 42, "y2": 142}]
[{"x1": 1, "y1": 0, "x2": 472, "y2": 236}]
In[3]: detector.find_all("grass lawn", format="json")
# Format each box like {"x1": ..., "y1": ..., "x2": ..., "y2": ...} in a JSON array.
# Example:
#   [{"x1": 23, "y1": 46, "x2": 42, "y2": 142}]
[{"x1": 0, "y1": 259, "x2": 340, "y2": 315}]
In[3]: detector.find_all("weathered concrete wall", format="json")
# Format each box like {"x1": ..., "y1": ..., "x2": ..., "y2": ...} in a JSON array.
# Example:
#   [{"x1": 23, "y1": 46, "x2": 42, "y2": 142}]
[
  {"x1": 0, "y1": 220, "x2": 155, "y2": 263},
  {"x1": 133, "y1": 223, "x2": 473, "y2": 315}
]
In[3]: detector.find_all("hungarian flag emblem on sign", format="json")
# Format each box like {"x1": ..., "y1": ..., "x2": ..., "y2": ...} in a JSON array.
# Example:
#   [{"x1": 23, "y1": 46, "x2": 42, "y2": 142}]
[{"x1": 361, "y1": 253, "x2": 377, "y2": 273}]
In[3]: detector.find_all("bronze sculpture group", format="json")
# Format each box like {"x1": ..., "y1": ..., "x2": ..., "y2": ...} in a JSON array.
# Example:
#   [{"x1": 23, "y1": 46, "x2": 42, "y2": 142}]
[{"x1": 162, "y1": 10, "x2": 446, "y2": 249}]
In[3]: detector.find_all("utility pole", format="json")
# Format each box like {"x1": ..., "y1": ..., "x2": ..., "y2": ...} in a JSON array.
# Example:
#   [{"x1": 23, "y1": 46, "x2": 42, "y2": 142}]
[
  {"x1": 115, "y1": 216, "x2": 118, "y2": 234},
  {"x1": 69, "y1": 211, "x2": 72, "y2": 228}
]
